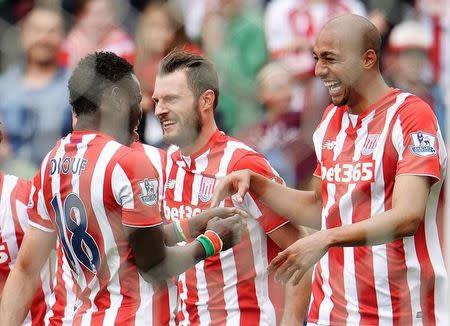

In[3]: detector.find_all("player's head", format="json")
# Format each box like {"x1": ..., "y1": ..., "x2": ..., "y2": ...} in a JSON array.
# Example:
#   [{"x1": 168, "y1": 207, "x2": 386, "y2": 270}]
[
  {"x1": 20, "y1": 6, "x2": 64, "y2": 66},
  {"x1": 313, "y1": 14, "x2": 381, "y2": 107},
  {"x1": 153, "y1": 50, "x2": 219, "y2": 149},
  {"x1": 68, "y1": 52, "x2": 142, "y2": 144}
]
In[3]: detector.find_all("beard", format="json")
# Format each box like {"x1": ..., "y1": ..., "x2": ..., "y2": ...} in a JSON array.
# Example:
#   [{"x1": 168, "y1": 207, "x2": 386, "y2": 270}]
[{"x1": 163, "y1": 100, "x2": 202, "y2": 148}]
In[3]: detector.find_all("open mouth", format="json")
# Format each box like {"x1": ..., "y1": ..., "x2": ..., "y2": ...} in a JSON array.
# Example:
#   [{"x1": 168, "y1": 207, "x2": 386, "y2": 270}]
[
  {"x1": 161, "y1": 120, "x2": 176, "y2": 130},
  {"x1": 323, "y1": 81, "x2": 342, "y2": 96}
]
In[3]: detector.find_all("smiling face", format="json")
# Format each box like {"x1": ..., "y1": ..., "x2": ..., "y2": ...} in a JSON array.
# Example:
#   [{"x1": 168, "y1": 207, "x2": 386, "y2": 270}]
[
  {"x1": 152, "y1": 69, "x2": 201, "y2": 148},
  {"x1": 313, "y1": 27, "x2": 365, "y2": 107}
]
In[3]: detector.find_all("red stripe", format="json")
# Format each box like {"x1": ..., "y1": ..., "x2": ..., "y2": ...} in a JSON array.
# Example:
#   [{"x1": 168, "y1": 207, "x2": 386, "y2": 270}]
[
  {"x1": 104, "y1": 150, "x2": 140, "y2": 325},
  {"x1": 414, "y1": 223, "x2": 436, "y2": 325},
  {"x1": 152, "y1": 282, "x2": 171, "y2": 325},
  {"x1": 48, "y1": 247, "x2": 68, "y2": 325},
  {"x1": 308, "y1": 263, "x2": 324, "y2": 322}
]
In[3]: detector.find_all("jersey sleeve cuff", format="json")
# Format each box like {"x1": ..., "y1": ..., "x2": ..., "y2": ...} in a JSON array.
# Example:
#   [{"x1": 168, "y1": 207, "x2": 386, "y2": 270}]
[{"x1": 28, "y1": 220, "x2": 55, "y2": 233}]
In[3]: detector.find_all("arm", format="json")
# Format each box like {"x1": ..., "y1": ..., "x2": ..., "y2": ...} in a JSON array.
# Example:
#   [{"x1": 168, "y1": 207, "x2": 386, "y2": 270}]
[
  {"x1": 163, "y1": 207, "x2": 247, "y2": 245},
  {"x1": 269, "y1": 175, "x2": 431, "y2": 284},
  {"x1": 126, "y1": 213, "x2": 244, "y2": 282},
  {"x1": 270, "y1": 224, "x2": 313, "y2": 325},
  {"x1": 0, "y1": 226, "x2": 56, "y2": 325},
  {"x1": 211, "y1": 170, "x2": 323, "y2": 229}
]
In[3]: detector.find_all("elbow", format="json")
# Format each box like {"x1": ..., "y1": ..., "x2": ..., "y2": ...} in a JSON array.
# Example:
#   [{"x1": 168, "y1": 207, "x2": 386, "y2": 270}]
[{"x1": 398, "y1": 213, "x2": 422, "y2": 238}]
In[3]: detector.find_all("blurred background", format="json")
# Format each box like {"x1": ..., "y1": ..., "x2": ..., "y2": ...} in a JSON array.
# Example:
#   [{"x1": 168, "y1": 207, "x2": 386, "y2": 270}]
[{"x1": 0, "y1": 0, "x2": 448, "y2": 310}]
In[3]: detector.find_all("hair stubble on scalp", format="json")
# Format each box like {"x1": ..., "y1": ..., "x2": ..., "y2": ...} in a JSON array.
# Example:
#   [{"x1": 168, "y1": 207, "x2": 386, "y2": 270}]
[
  {"x1": 157, "y1": 50, "x2": 220, "y2": 109},
  {"x1": 324, "y1": 14, "x2": 382, "y2": 68},
  {"x1": 68, "y1": 51, "x2": 134, "y2": 116}
]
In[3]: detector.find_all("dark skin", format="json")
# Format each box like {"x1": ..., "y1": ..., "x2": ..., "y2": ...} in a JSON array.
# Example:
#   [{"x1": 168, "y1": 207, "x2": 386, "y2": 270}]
[{"x1": 74, "y1": 74, "x2": 247, "y2": 280}]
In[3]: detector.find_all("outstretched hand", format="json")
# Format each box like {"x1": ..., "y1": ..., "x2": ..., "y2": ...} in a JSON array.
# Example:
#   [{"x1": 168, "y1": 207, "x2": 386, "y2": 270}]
[
  {"x1": 210, "y1": 169, "x2": 252, "y2": 207},
  {"x1": 268, "y1": 231, "x2": 328, "y2": 285}
]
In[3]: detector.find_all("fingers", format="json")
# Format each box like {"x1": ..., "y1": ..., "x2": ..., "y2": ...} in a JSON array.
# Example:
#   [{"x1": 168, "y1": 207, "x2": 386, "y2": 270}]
[
  {"x1": 234, "y1": 181, "x2": 249, "y2": 204},
  {"x1": 210, "y1": 182, "x2": 226, "y2": 208},
  {"x1": 267, "y1": 251, "x2": 288, "y2": 274}
]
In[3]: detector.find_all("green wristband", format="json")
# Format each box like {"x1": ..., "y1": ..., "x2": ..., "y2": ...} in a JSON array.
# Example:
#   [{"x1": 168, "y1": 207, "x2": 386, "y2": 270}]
[
  {"x1": 173, "y1": 220, "x2": 187, "y2": 242},
  {"x1": 196, "y1": 234, "x2": 215, "y2": 258}
]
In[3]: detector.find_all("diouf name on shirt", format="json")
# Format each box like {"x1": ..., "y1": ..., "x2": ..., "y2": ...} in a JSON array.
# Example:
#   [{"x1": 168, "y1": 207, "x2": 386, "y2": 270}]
[{"x1": 50, "y1": 157, "x2": 88, "y2": 176}]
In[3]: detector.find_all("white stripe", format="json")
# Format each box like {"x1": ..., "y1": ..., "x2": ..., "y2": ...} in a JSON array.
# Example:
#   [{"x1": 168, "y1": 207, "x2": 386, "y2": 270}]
[
  {"x1": 142, "y1": 144, "x2": 165, "y2": 200},
  {"x1": 195, "y1": 260, "x2": 212, "y2": 325},
  {"x1": 391, "y1": 116, "x2": 405, "y2": 160},
  {"x1": 317, "y1": 183, "x2": 336, "y2": 324},
  {"x1": 403, "y1": 236, "x2": 422, "y2": 325},
  {"x1": 83, "y1": 140, "x2": 123, "y2": 325},
  {"x1": 313, "y1": 106, "x2": 338, "y2": 162},
  {"x1": 333, "y1": 112, "x2": 350, "y2": 160},
  {"x1": 1, "y1": 176, "x2": 19, "y2": 269},
  {"x1": 177, "y1": 273, "x2": 189, "y2": 326},
  {"x1": 111, "y1": 165, "x2": 134, "y2": 208},
  {"x1": 219, "y1": 248, "x2": 240, "y2": 326},
  {"x1": 191, "y1": 150, "x2": 210, "y2": 206},
  {"x1": 134, "y1": 277, "x2": 153, "y2": 325},
  {"x1": 246, "y1": 217, "x2": 276, "y2": 326},
  {"x1": 353, "y1": 110, "x2": 376, "y2": 162},
  {"x1": 167, "y1": 281, "x2": 178, "y2": 326},
  {"x1": 424, "y1": 180, "x2": 449, "y2": 325},
  {"x1": 174, "y1": 164, "x2": 186, "y2": 202},
  {"x1": 339, "y1": 184, "x2": 360, "y2": 325}
]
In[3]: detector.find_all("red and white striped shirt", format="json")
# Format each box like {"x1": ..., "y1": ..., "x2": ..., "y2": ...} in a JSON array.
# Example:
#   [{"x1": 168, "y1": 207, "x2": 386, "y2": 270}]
[
  {"x1": 308, "y1": 89, "x2": 448, "y2": 325},
  {"x1": 163, "y1": 130, "x2": 289, "y2": 325},
  {"x1": 0, "y1": 173, "x2": 52, "y2": 326},
  {"x1": 28, "y1": 131, "x2": 168, "y2": 325}
]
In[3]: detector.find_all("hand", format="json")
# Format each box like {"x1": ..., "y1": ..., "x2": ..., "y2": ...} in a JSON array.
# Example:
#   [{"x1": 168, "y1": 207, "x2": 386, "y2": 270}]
[
  {"x1": 210, "y1": 169, "x2": 252, "y2": 207},
  {"x1": 206, "y1": 213, "x2": 246, "y2": 251},
  {"x1": 189, "y1": 207, "x2": 248, "y2": 237},
  {"x1": 268, "y1": 230, "x2": 329, "y2": 285}
]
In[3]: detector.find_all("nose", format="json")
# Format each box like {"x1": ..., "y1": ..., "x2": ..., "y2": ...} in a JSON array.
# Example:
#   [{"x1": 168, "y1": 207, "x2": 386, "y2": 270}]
[
  {"x1": 154, "y1": 101, "x2": 167, "y2": 118},
  {"x1": 314, "y1": 59, "x2": 328, "y2": 78}
]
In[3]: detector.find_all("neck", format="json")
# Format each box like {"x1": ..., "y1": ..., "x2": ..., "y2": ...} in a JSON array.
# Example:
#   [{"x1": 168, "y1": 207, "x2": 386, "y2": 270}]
[
  {"x1": 24, "y1": 60, "x2": 58, "y2": 88},
  {"x1": 347, "y1": 73, "x2": 390, "y2": 115},
  {"x1": 180, "y1": 118, "x2": 218, "y2": 156}
]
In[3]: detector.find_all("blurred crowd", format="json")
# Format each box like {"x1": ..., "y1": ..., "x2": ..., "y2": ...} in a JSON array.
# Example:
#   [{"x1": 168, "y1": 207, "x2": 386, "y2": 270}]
[{"x1": 0, "y1": 0, "x2": 448, "y2": 188}]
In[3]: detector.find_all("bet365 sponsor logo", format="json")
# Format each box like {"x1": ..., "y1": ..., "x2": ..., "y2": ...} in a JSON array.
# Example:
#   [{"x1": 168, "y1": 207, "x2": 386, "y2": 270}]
[
  {"x1": 321, "y1": 161, "x2": 375, "y2": 183},
  {"x1": 164, "y1": 203, "x2": 203, "y2": 220}
]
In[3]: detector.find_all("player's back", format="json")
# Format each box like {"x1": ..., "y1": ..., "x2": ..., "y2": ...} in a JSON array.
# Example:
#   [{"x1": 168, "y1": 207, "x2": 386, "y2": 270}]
[{"x1": 33, "y1": 131, "x2": 161, "y2": 325}]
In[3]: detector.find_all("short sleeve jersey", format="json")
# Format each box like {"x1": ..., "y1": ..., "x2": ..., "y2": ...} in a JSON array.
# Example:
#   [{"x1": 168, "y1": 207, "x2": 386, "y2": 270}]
[
  {"x1": 28, "y1": 131, "x2": 163, "y2": 325},
  {"x1": 309, "y1": 89, "x2": 448, "y2": 325},
  {"x1": 163, "y1": 130, "x2": 289, "y2": 325}
]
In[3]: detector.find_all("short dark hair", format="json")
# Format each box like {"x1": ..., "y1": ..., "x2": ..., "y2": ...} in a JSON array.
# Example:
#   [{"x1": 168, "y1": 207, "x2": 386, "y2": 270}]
[
  {"x1": 158, "y1": 50, "x2": 219, "y2": 109},
  {"x1": 68, "y1": 52, "x2": 134, "y2": 116}
]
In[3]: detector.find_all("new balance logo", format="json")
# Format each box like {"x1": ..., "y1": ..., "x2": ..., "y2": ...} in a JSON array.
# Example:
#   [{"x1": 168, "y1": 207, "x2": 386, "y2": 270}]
[{"x1": 322, "y1": 140, "x2": 336, "y2": 150}]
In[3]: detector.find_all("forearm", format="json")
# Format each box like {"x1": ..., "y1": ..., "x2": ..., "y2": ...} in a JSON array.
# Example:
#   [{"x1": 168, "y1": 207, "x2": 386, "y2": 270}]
[
  {"x1": 250, "y1": 172, "x2": 322, "y2": 229},
  {"x1": 0, "y1": 266, "x2": 40, "y2": 325},
  {"x1": 281, "y1": 268, "x2": 313, "y2": 325},
  {"x1": 326, "y1": 208, "x2": 421, "y2": 248},
  {"x1": 141, "y1": 241, "x2": 205, "y2": 281}
]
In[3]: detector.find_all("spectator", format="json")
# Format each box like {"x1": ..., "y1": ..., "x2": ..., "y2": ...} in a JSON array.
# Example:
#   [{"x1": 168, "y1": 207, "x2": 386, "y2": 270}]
[
  {"x1": 201, "y1": 0, "x2": 268, "y2": 135},
  {"x1": 60, "y1": 0, "x2": 135, "y2": 67},
  {"x1": 134, "y1": 1, "x2": 202, "y2": 147},
  {"x1": 238, "y1": 61, "x2": 310, "y2": 188},
  {"x1": 0, "y1": 6, "x2": 70, "y2": 177},
  {"x1": 385, "y1": 20, "x2": 447, "y2": 137}
]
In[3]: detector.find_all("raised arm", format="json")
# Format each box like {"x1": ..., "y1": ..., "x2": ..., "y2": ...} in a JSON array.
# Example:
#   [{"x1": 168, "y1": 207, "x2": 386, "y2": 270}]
[
  {"x1": 268, "y1": 175, "x2": 432, "y2": 284},
  {"x1": 0, "y1": 226, "x2": 56, "y2": 326},
  {"x1": 211, "y1": 169, "x2": 323, "y2": 229}
]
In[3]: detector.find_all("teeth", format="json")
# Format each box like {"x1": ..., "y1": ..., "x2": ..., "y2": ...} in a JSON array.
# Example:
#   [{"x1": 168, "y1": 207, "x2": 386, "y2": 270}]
[
  {"x1": 163, "y1": 120, "x2": 176, "y2": 127},
  {"x1": 324, "y1": 81, "x2": 339, "y2": 87}
]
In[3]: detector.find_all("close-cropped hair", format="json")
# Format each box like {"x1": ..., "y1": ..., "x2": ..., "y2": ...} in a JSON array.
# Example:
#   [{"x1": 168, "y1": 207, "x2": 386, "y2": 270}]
[
  {"x1": 68, "y1": 51, "x2": 134, "y2": 116},
  {"x1": 158, "y1": 50, "x2": 220, "y2": 109}
]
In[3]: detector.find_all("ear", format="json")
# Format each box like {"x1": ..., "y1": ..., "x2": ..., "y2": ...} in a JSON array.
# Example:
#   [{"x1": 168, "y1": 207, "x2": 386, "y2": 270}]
[
  {"x1": 363, "y1": 49, "x2": 378, "y2": 69},
  {"x1": 198, "y1": 89, "x2": 216, "y2": 112}
]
